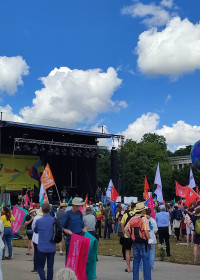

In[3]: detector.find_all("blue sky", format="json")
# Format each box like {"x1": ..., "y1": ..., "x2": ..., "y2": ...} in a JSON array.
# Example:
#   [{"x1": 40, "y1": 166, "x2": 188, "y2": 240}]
[{"x1": 1, "y1": 0, "x2": 200, "y2": 150}]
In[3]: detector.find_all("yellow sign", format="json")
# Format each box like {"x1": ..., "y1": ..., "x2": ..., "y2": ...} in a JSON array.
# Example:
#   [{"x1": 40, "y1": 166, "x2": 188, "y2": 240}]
[{"x1": 0, "y1": 154, "x2": 44, "y2": 191}]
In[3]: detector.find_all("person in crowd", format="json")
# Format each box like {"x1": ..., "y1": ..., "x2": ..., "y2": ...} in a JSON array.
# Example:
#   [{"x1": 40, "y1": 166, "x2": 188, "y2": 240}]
[
  {"x1": 34, "y1": 203, "x2": 56, "y2": 280},
  {"x1": 183, "y1": 206, "x2": 194, "y2": 246},
  {"x1": 62, "y1": 197, "x2": 86, "y2": 261},
  {"x1": 24, "y1": 207, "x2": 36, "y2": 255},
  {"x1": 115, "y1": 204, "x2": 125, "y2": 260},
  {"x1": 56, "y1": 203, "x2": 67, "y2": 255},
  {"x1": 102, "y1": 202, "x2": 113, "y2": 240},
  {"x1": 83, "y1": 207, "x2": 97, "y2": 238},
  {"x1": 140, "y1": 208, "x2": 158, "y2": 271},
  {"x1": 171, "y1": 203, "x2": 183, "y2": 242},
  {"x1": 121, "y1": 202, "x2": 136, "y2": 272},
  {"x1": 94, "y1": 203, "x2": 102, "y2": 238},
  {"x1": 31, "y1": 207, "x2": 43, "y2": 273},
  {"x1": 0, "y1": 218, "x2": 4, "y2": 279},
  {"x1": 125, "y1": 202, "x2": 152, "y2": 280},
  {"x1": 114, "y1": 204, "x2": 121, "y2": 234},
  {"x1": 187, "y1": 207, "x2": 200, "y2": 261},
  {"x1": 156, "y1": 204, "x2": 171, "y2": 257},
  {"x1": 1, "y1": 206, "x2": 15, "y2": 260},
  {"x1": 95, "y1": 187, "x2": 102, "y2": 203}
]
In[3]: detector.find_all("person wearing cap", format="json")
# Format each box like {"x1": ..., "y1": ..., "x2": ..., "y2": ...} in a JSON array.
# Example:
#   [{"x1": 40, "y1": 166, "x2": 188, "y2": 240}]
[
  {"x1": 56, "y1": 203, "x2": 67, "y2": 255},
  {"x1": 124, "y1": 202, "x2": 152, "y2": 280},
  {"x1": 62, "y1": 197, "x2": 87, "y2": 261},
  {"x1": 156, "y1": 204, "x2": 171, "y2": 257},
  {"x1": 31, "y1": 208, "x2": 43, "y2": 273},
  {"x1": 25, "y1": 207, "x2": 36, "y2": 255}
]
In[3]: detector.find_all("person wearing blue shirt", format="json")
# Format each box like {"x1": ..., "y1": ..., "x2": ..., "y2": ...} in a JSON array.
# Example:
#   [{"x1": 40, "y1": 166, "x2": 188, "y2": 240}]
[
  {"x1": 62, "y1": 197, "x2": 86, "y2": 261},
  {"x1": 156, "y1": 205, "x2": 171, "y2": 257},
  {"x1": 34, "y1": 203, "x2": 56, "y2": 280}
]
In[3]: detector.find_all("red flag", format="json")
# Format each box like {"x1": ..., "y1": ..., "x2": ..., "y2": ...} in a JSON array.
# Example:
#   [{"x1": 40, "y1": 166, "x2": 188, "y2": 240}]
[
  {"x1": 82, "y1": 194, "x2": 88, "y2": 216},
  {"x1": 175, "y1": 181, "x2": 188, "y2": 198},
  {"x1": 25, "y1": 193, "x2": 29, "y2": 208},
  {"x1": 196, "y1": 186, "x2": 199, "y2": 195},
  {"x1": 144, "y1": 176, "x2": 150, "y2": 200},
  {"x1": 110, "y1": 187, "x2": 119, "y2": 202},
  {"x1": 184, "y1": 187, "x2": 199, "y2": 207},
  {"x1": 40, "y1": 163, "x2": 55, "y2": 190}
]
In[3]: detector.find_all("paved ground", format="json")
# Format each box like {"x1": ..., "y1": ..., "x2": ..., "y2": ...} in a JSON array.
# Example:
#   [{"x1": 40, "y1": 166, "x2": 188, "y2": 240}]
[{"x1": 2, "y1": 247, "x2": 200, "y2": 280}]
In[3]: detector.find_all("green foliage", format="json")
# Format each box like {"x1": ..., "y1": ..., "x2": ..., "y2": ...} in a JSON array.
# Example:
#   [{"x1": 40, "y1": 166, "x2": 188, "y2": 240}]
[
  {"x1": 97, "y1": 149, "x2": 110, "y2": 190},
  {"x1": 170, "y1": 145, "x2": 192, "y2": 157}
]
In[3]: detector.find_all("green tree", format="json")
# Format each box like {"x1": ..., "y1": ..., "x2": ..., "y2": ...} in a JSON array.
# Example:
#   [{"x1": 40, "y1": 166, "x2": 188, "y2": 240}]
[{"x1": 97, "y1": 149, "x2": 110, "y2": 190}]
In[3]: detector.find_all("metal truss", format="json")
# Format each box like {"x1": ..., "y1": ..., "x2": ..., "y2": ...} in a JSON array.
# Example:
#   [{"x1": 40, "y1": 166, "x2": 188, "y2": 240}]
[{"x1": 14, "y1": 138, "x2": 98, "y2": 149}]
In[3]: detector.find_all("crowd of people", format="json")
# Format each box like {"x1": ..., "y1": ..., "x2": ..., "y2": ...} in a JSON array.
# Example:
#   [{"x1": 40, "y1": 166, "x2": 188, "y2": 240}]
[{"x1": 0, "y1": 195, "x2": 200, "y2": 280}]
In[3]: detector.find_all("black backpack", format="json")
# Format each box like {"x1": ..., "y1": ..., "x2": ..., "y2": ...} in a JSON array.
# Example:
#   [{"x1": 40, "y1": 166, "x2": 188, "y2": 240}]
[
  {"x1": 175, "y1": 210, "x2": 183, "y2": 221},
  {"x1": 51, "y1": 218, "x2": 63, "y2": 244}
]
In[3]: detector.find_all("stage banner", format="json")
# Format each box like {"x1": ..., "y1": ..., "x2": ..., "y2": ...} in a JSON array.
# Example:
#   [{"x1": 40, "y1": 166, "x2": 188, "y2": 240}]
[
  {"x1": 0, "y1": 154, "x2": 44, "y2": 191},
  {"x1": 11, "y1": 206, "x2": 28, "y2": 234}
]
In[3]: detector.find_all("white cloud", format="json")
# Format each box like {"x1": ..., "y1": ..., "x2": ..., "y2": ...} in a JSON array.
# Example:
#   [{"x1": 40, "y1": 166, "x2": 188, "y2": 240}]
[
  {"x1": 160, "y1": 0, "x2": 174, "y2": 8},
  {"x1": 122, "y1": 112, "x2": 200, "y2": 149},
  {"x1": 121, "y1": 1, "x2": 171, "y2": 27},
  {"x1": 0, "y1": 105, "x2": 23, "y2": 122},
  {"x1": 157, "y1": 121, "x2": 200, "y2": 146},
  {"x1": 0, "y1": 56, "x2": 29, "y2": 94},
  {"x1": 136, "y1": 17, "x2": 200, "y2": 77},
  {"x1": 19, "y1": 66, "x2": 124, "y2": 127},
  {"x1": 122, "y1": 112, "x2": 159, "y2": 142},
  {"x1": 165, "y1": 94, "x2": 172, "y2": 103}
]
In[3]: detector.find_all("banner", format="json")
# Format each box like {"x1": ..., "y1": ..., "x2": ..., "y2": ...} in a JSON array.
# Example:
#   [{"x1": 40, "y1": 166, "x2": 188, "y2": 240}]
[
  {"x1": 84, "y1": 231, "x2": 98, "y2": 280},
  {"x1": 11, "y1": 206, "x2": 28, "y2": 234},
  {"x1": 66, "y1": 233, "x2": 90, "y2": 280},
  {"x1": 184, "y1": 188, "x2": 199, "y2": 207},
  {"x1": 0, "y1": 154, "x2": 43, "y2": 191},
  {"x1": 40, "y1": 163, "x2": 55, "y2": 190}
]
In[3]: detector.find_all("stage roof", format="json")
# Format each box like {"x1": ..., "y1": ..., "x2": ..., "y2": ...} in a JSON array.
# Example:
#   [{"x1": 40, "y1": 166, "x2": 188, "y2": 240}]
[{"x1": 0, "y1": 120, "x2": 123, "y2": 140}]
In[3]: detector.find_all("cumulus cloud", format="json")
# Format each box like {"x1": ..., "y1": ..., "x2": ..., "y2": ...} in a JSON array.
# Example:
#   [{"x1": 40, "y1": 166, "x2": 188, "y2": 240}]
[
  {"x1": 19, "y1": 66, "x2": 124, "y2": 127},
  {"x1": 121, "y1": 1, "x2": 171, "y2": 27},
  {"x1": 122, "y1": 112, "x2": 159, "y2": 142},
  {"x1": 136, "y1": 17, "x2": 200, "y2": 77},
  {"x1": 0, "y1": 105, "x2": 23, "y2": 122},
  {"x1": 0, "y1": 56, "x2": 29, "y2": 94},
  {"x1": 122, "y1": 112, "x2": 200, "y2": 149},
  {"x1": 160, "y1": 0, "x2": 174, "y2": 8},
  {"x1": 157, "y1": 121, "x2": 200, "y2": 146}
]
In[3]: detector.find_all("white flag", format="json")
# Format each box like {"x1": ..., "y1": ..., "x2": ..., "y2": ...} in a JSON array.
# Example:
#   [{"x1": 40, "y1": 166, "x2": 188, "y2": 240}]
[{"x1": 188, "y1": 168, "x2": 196, "y2": 189}]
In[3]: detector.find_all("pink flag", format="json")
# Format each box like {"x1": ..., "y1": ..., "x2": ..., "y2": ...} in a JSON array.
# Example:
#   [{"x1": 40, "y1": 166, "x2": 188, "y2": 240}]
[
  {"x1": 66, "y1": 233, "x2": 90, "y2": 280},
  {"x1": 30, "y1": 199, "x2": 33, "y2": 208},
  {"x1": 147, "y1": 194, "x2": 155, "y2": 219},
  {"x1": 25, "y1": 193, "x2": 29, "y2": 208}
]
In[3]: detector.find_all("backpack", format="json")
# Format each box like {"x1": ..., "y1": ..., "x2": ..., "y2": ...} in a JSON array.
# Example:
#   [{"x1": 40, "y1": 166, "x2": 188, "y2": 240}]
[
  {"x1": 124, "y1": 212, "x2": 135, "y2": 227},
  {"x1": 117, "y1": 222, "x2": 123, "y2": 238},
  {"x1": 175, "y1": 210, "x2": 183, "y2": 221},
  {"x1": 129, "y1": 217, "x2": 147, "y2": 243},
  {"x1": 51, "y1": 218, "x2": 63, "y2": 244},
  {"x1": 195, "y1": 218, "x2": 200, "y2": 235}
]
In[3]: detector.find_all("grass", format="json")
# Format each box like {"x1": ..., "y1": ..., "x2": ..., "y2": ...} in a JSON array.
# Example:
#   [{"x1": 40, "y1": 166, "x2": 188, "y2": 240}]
[{"x1": 13, "y1": 228, "x2": 199, "y2": 265}]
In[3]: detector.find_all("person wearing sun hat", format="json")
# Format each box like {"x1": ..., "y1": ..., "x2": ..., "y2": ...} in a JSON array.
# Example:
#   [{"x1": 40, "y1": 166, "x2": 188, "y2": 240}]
[
  {"x1": 124, "y1": 202, "x2": 152, "y2": 280},
  {"x1": 62, "y1": 197, "x2": 87, "y2": 261}
]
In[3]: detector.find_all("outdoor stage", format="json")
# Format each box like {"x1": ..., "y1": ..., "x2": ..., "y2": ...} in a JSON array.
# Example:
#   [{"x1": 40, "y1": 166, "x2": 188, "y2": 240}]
[{"x1": 0, "y1": 120, "x2": 122, "y2": 203}]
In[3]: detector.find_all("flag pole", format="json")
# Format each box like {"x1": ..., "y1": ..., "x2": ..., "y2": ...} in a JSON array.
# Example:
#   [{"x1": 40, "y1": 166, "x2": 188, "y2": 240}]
[{"x1": 55, "y1": 184, "x2": 61, "y2": 203}]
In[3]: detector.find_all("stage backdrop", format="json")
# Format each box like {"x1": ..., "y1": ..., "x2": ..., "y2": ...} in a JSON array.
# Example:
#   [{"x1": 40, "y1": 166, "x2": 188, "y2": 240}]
[{"x1": 0, "y1": 154, "x2": 44, "y2": 191}]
